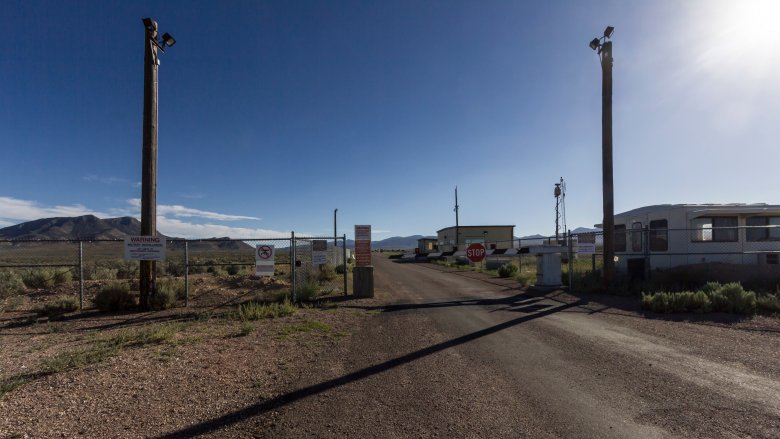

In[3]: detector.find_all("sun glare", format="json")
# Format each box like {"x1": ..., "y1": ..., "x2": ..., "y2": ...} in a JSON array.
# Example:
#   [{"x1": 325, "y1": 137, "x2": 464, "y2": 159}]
[
  {"x1": 727, "y1": 0, "x2": 780, "y2": 44},
  {"x1": 687, "y1": 0, "x2": 780, "y2": 87}
]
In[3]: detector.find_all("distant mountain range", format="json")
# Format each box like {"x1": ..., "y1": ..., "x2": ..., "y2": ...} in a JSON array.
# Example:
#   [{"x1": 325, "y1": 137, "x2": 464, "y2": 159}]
[
  {"x1": 0, "y1": 215, "x2": 601, "y2": 250},
  {"x1": 0, "y1": 215, "x2": 250, "y2": 250}
]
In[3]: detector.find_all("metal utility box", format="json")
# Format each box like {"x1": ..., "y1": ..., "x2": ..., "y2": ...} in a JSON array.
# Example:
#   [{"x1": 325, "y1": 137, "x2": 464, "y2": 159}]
[{"x1": 530, "y1": 245, "x2": 563, "y2": 287}]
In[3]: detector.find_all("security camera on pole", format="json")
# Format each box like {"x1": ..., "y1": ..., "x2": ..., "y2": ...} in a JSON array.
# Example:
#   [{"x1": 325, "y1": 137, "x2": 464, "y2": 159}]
[
  {"x1": 589, "y1": 26, "x2": 615, "y2": 289},
  {"x1": 139, "y1": 18, "x2": 175, "y2": 310}
]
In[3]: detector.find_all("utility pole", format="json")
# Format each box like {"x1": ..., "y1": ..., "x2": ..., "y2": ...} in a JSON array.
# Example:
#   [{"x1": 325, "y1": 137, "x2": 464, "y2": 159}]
[
  {"x1": 334, "y1": 208, "x2": 338, "y2": 251},
  {"x1": 140, "y1": 18, "x2": 175, "y2": 310},
  {"x1": 554, "y1": 181, "x2": 562, "y2": 243},
  {"x1": 454, "y1": 186, "x2": 460, "y2": 251},
  {"x1": 590, "y1": 26, "x2": 615, "y2": 288}
]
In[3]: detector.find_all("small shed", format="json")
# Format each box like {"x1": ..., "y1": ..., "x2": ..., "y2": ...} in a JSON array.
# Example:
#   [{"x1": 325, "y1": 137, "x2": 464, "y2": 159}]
[{"x1": 417, "y1": 238, "x2": 438, "y2": 254}]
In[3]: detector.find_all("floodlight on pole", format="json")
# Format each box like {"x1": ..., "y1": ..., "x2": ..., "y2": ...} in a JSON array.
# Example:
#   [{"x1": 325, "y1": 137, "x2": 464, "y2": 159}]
[
  {"x1": 162, "y1": 33, "x2": 176, "y2": 48},
  {"x1": 604, "y1": 26, "x2": 615, "y2": 38}
]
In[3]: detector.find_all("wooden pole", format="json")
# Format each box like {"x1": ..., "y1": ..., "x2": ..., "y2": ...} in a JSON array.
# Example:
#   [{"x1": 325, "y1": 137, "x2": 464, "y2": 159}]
[
  {"x1": 140, "y1": 19, "x2": 159, "y2": 310},
  {"x1": 600, "y1": 40, "x2": 615, "y2": 288}
]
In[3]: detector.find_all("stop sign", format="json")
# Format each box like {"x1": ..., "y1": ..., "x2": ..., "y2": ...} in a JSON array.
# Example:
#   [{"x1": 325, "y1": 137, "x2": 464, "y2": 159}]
[{"x1": 466, "y1": 243, "x2": 486, "y2": 263}]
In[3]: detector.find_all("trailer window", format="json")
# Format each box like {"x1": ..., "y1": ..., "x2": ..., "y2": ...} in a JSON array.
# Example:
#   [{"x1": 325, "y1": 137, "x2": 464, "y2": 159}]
[
  {"x1": 631, "y1": 222, "x2": 643, "y2": 252},
  {"x1": 690, "y1": 217, "x2": 737, "y2": 242},
  {"x1": 649, "y1": 219, "x2": 668, "y2": 251},
  {"x1": 614, "y1": 224, "x2": 626, "y2": 252},
  {"x1": 746, "y1": 216, "x2": 780, "y2": 241}
]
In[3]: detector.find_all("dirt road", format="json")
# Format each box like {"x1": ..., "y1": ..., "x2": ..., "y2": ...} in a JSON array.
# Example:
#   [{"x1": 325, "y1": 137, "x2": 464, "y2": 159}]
[{"x1": 169, "y1": 256, "x2": 780, "y2": 438}]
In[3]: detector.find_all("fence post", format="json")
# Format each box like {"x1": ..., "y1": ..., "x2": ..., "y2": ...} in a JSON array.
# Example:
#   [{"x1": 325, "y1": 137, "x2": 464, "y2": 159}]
[
  {"x1": 644, "y1": 226, "x2": 651, "y2": 281},
  {"x1": 79, "y1": 241, "x2": 84, "y2": 311},
  {"x1": 342, "y1": 233, "x2": 348, "y2": 296},
  {"x1": 568, "y1": 230, "x2": 573, "y2": 291},
  {"x1": 291, "y1": 231, "x2": 297, "y2": 303},
  {"x1": 184, "y1": 240, "x2": 189, "y2": 307}
]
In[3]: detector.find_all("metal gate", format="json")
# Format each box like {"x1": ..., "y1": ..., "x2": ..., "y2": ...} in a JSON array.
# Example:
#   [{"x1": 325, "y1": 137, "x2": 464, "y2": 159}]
[{"x1": 291, "y1": 234, "x2": 349, "y2": 301}]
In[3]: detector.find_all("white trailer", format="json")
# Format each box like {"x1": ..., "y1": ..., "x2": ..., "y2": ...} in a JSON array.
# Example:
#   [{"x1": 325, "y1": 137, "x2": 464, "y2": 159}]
[{"x1": 604, "y1": 204, "x2": 780, "y2": 274}]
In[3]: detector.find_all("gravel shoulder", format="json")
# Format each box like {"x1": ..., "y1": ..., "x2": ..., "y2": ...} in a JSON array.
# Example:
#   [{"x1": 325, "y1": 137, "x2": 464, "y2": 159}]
[{"x1": 2, "y1": 260, "x2": 779, "y2": 438}]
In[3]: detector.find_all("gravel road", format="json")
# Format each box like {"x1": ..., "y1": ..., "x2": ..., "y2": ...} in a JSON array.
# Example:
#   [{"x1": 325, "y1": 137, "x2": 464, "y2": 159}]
[{"x1": 177, "y1": 256, "x2": 780, "y2": 438}]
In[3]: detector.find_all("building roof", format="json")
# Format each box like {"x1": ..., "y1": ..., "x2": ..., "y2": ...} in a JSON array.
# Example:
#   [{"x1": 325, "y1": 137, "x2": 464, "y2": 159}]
[
  {"x1": 436, "y1": 225, "x2": 515, "y2": 233},
  {"x1": 615, "y1": 203, "x2": 780, "y2": 218},
  {"x1": 594, "y1": 203, "x2": 780, "y2": 227}
]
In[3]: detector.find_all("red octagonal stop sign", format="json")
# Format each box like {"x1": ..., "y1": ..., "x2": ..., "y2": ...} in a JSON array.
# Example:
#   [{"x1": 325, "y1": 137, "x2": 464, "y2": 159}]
[{"x1": 466, "y1": 243, "x2": 486, "y2": 263}]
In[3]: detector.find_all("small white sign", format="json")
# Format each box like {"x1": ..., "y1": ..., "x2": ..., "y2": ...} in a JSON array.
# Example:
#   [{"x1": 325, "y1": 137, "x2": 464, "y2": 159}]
[
  {"x1": 255, "y1": 244, "x2": 275, "y2": 276},
  {"x1": 124, "y1": 236, "x2": 166, "y2": 261},
  {"x1": 577, "y1": 243, "x2": 597, "y2": 255},
  {"x1": 312, "y1": 240, "x2": 328, "y2": 266}
]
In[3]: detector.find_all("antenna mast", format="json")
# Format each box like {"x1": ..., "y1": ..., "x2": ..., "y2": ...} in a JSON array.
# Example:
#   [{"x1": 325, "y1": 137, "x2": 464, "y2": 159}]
[
  {"x1": 454, "y1": 186, "x2": 460, "y2": 250},
  {"x1": 554, "y1": 177, "x2": 567, "y2": 243}
]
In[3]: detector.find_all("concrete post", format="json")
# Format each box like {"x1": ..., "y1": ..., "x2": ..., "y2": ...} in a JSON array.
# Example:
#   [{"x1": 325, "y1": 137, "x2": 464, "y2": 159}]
[{"x1": 353, "y1": 266, "x2": 374, "y2": 298}]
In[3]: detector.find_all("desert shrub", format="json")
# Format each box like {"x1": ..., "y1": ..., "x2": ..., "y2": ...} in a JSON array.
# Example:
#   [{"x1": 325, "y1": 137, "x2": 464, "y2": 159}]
[
  {"x1": 689, "y1": 291, "x2": 712, "y2": 312},
  {"x1": 497, "y1": 263, "x2": 518, "y2": 278},
  {"x1": 718, "y1": 282, "x2": 756, "y2": 314},
  {"x1": 0, "y1": 270, "x2": 25, "y2": 298},
  {"x1": 93, "y1": 282, "x2": 136, "y2": 312},
  {"x1": 53, "y1": 270, "x2": 72, "y2": 285},
  {"x1": 226, "y1": 264, "x2": 242, "y2": 276},
  {"x1": 22, "y1": 268, "x2": 55, "y2": 289},
  {"x1": 318, "y1": 264, "x2": 337, "y2": 282},
  {"x1": 335, "y1": 263, "x2": 352, "y2": 274},
  {"x1": 296, "y1": 280, "x2": 320, "y2": 302},
  {"x1": 115, "y1": 261, "x2": 139, "y2": 279},
  {"x1": 515, "y1": 272, "x2": 535, "y2": 287},
  {"x1": 149, "y1": 289, "x2": 176, "y2": 311},
  {"x1": 165, "y1": 260, "x2": 185, "y2": 277},
  {"x1": 35, "y1": 295, "x2": 79, "y2": 317},
  {"x1": 84, "y1": 264, "x2": 118, "y2": 280},
  {"x1": 642, "y1": 282, "x2": 756, "y2": 314},
  {"x1": 157, "y1": 277, "x2": 186, "y2": 300},
  {"x1": 642, "y1": 292, "x2": 670, "y2": 313},
  {"x1": 208, "y1": 265, "x2": 227, "y2": 277},
  {"x1": 701, "y1": 281, "x2": 722, "y2": 294},
  {"x1": 188, "y1": 264, "x2": 207, "y2": 274},
  {"x1": 237, "y1": 299, "x2": 296, "y2": 320},
  {"x1": 757, "y1": 294, "x2": 780, "y2": 313}
]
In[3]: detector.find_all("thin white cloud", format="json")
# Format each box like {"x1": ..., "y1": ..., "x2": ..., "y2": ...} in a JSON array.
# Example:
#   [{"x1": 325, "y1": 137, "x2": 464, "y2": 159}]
[
  {"x1": 84, "y1": 174, "x2": 133, "y2": 185},
  {"x1": 372, "y1": 229, "x2": 391, "y2": 234},
  {"x1": 157, "y1": 217, "x2": 290, "y2": 239},
  {"x1": 0, "y1": 196, "x2": 108, "y2": 222},
  {"x1": 178, "y1": 192, "x2": 206, "y2": 200},
  {"x1": 0, "y1": 219, "x2": 13, "y2": 228},
  {"x1": 126, "y1": 198, "x2": 259, "y2": 221}
]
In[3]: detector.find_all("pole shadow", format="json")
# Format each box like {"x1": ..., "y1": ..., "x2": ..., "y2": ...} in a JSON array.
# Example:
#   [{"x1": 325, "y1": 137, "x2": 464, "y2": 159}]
[{"x1": 155, "y1": 299, "x2": 583, "y2": 438}]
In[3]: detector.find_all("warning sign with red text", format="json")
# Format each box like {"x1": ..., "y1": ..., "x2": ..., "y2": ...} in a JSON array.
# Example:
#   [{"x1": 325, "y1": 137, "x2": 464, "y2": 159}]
[{"x1": 354, "y1": 225, "x2": 372, "y2": 266}]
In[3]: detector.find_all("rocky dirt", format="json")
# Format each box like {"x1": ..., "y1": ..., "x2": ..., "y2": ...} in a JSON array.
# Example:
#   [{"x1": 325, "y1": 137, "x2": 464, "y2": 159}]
[{"x1": 2, "y1": 261, "x2": 779, "y2": 438}]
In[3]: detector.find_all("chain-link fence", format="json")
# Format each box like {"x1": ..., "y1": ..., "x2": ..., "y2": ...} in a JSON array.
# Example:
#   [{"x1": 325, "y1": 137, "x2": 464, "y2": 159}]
[
  {"x1": 416, "y1": 226, "x2": 779, "y2": 292},
  {"x1": 0, "y1": 233, "x2": 349, "y2": 312}
]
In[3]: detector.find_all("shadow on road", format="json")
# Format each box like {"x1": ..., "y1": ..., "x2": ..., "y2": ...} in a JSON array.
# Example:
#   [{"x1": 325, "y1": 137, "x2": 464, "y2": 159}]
[{"x1": 154, "y1": 299, "x2": 584, "y2": 438}]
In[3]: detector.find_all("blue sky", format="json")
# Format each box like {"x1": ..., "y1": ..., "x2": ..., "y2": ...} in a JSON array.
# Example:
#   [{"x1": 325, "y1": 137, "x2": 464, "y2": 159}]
[{"x1": 1, "y1": 0, "x2": 779, "y2": 239}]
